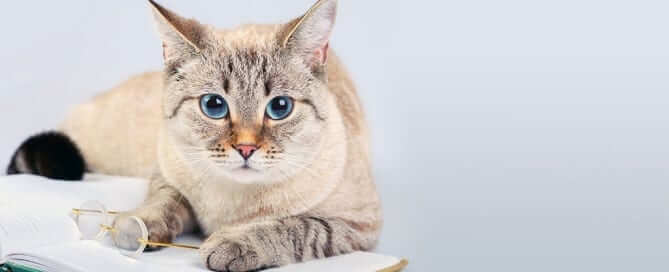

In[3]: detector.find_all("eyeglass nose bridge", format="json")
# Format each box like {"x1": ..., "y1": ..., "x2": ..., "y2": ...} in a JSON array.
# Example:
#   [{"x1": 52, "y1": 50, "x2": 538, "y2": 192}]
[{"x1": 100, "y1": 224, "x2": 117, "y2": 233}]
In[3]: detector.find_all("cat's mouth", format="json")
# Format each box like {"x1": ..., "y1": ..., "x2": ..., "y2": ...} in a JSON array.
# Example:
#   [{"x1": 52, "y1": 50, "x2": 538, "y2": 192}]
[
  {"x1": 239, "y1": 164, "x2": 259, "y2": 171},
  {"x1": 226, "y1": 163, "x2": 265, "y2": 184},
  {"x1": 215, "y1": 159, "x2": 266, "y2": 183},
  {"x1": 233, "y1": 162, "x2": 261, "y2": 172}
]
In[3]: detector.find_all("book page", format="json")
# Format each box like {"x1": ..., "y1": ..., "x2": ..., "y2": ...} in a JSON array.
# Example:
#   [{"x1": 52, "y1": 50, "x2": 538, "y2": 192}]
[
  {"x1": 8, "y1": 240, "x2": 404, "y2": 272},
  {"x1": 0, "y1": 174, "x2": 148, "y2": 212},
  {"x1": 267, "y1": 252, "x2": 404, "y2": 272},
  {"x1": 6, "y1": 239, "x2": 205, "y2": 272},
  {"x1": 0, "y1": 174, "x2": 148, "y2": 257},
  {"x1": 0, "y1": 209, "x2": 80, "y2": 257}
]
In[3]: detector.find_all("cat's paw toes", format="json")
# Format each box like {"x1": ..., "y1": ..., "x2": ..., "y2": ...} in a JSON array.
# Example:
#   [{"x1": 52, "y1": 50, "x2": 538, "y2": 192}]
[
  {"x1": 142, "y1": 216, "x2": 175, "y2": 250},
  {"x1": 202, "y1": 238, "x2": 264, "y2": 272}
]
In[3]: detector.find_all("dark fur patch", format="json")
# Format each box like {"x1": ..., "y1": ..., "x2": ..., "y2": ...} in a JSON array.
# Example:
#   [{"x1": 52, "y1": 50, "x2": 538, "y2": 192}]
[
  {"x1": 6, "y1": 131, "x2": 86, "y2": 181},
  {"x1": 167, "y1": 96, "x2": 198, "y2": 119},
  {"x1": 298, "y1": 99, "x2": 326, "y2": 121},
  {"x1": 223, "y1": 78, "x2": 230, "y2": 93},
  {"x1": 308, "y1": 217, "x2": 334, "y2": 257},
  {"x1": 264, "y1": 79, "x2": 272, "y2": 96}
]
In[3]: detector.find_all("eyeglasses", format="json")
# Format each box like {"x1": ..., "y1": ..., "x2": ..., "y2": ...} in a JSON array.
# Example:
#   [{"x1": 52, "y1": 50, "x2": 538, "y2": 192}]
[{"x1": 71, "y1": 200, "x2": 199, "y2": 257}]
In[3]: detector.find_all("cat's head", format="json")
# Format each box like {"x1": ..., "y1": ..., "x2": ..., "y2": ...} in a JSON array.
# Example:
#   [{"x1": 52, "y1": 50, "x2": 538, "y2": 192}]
[{"x1": 150, "y1": 0, "x2": 341, "y2": 184}]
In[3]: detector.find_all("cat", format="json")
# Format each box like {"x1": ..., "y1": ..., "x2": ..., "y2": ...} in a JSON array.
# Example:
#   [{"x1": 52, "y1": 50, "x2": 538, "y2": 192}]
[{"x1": 6, "y1": 0, "x2": 382, "y2": 271}]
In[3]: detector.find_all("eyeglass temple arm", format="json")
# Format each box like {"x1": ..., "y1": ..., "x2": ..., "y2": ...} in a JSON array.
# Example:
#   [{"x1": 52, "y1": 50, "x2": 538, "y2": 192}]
[
  {"x1": 71, "y1": 208, "x2": 120, "y2": 215},
  {"x1": 98, "y1": 225, "x2": 199, "y2": 250},
  {"x1": 138, "y1": 239, "x2": 200, "y2": 250},
  {"x1": 99, "y1": 225, "x2": 198, "y2": 249}
]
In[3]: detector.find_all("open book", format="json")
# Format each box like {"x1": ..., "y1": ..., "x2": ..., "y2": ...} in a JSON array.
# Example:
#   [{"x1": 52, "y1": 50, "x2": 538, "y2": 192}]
[{"x1": 0, "y1": 175, "x2": 407, "y2": 272}]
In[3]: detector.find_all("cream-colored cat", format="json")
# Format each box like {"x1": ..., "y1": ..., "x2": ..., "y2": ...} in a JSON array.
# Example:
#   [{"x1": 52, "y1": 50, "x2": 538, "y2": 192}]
[{"x1": 6, "y1": 0, "x2": 381, "y2": 271}]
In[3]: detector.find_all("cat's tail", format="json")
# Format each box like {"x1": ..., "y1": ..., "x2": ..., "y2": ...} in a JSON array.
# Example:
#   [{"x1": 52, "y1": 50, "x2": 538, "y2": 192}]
[{"x1": 6, "y1": 131, "x2": 86, "y2": 181}]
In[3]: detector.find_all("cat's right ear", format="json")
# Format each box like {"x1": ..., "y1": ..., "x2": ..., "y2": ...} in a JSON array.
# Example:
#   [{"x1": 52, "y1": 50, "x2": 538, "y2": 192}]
[
  {"x1": 280, "y1": 0, "x2": 337, "y2": 70},
  {"x1": 148, "y1": 0, "x2": 207, "y2": 63}
]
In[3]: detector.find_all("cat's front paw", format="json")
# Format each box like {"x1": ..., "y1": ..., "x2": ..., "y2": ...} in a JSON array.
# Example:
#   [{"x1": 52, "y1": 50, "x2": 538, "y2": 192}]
[
  {"x1": 200, "y1": 234, "x2": 270, "y2": 272},
  {"x1": 113, "y1": 210, "x2": 174, "y2": 251}
]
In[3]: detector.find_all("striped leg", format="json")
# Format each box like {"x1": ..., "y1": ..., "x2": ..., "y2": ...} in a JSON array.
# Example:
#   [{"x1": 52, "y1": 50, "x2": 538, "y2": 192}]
[
  {"x1": 201, "y1": 215, "x2": 380, "y2": 272},
  {"x1": 113, "y1": 172, "x2": 196, "y2": 250}
]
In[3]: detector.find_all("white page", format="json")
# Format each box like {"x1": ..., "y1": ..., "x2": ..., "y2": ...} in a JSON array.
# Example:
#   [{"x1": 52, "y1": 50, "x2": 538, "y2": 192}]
[
  {"x1": 0, "y1": 209, "x2": 80, "y2": 257},
  {"x1": 5, "y1": 235, "x2": 205, "y2": 272},
  {"x1": 0, "y1": 174, "x2": 148, "y2": 212},
  {"x1": 6, "y1": 240, "x2": 204, "y2": 272},
  {"x1": 8, "y1": 240, "x2": 403, "y2": 272},
  {"x1": 0, "y1": 174, "x2": 147, "y2": 257},
  {"x1": 267, "y1": 252, "x2": 403, "y2": 272}
]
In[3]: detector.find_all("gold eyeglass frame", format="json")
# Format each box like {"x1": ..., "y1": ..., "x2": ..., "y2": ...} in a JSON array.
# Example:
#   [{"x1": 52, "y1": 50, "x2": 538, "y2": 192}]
[{"x1": 71, "y1": 201, "x2": 199, "y2": 257}]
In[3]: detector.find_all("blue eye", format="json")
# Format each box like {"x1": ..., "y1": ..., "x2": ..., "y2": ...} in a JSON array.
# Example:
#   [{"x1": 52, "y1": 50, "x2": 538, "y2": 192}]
[
  {"x1": 200, "y1": 94, "x2": 229, "y2": 119},
  {"x1": 266, "y1": 96, "x2": 294, "y2": 120}
]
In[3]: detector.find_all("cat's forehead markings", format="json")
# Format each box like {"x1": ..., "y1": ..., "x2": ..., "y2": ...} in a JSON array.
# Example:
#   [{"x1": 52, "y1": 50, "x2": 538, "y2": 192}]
[
  {"x1": 223, "y1": 77, "x2": 230, "y2": 94},
  {"x1": 177, "y1": 59, "x2": 199, "y2": 74},
  {"x1": 213, "y1": 24, "x2": 283, "y2": 49},
  {"x1": 264, "y1": 78, "x2": 272, "y2": 97},
  {"x1": 262, "y1": 57, "x2": 271, "y2": 97},
  {"x1": 227, "y1": 60, "x2": 234, "y2": 73}
]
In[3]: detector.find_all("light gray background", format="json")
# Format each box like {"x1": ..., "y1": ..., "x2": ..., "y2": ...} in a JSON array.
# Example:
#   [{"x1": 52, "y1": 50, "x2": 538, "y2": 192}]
[{"x1": 1, "y1": 0, "x2": 668, "y2": 271}]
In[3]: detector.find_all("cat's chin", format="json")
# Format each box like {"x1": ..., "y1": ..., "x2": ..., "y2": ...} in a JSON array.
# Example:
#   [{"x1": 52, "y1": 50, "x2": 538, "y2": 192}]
[{"x1": 224, "y1": 166, "x2": 275, "y2": 185}]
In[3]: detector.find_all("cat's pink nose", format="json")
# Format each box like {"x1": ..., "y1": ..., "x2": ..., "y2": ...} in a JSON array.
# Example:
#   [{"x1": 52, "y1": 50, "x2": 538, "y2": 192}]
[{"x1": 234, "y1": 144, "x2": 258, "y2": 160}]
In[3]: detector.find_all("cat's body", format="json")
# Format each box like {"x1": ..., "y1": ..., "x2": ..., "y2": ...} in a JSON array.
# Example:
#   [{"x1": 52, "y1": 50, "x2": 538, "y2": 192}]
[
  {"x1": 61, "y1": 71, "x2": 163, "y2": 179},
  {"x1": 9, "y1": 1, "x2": 381, "y2": 271},
  {"x1": 61, "y1": 52, "x2": 379, "y2": 235}
]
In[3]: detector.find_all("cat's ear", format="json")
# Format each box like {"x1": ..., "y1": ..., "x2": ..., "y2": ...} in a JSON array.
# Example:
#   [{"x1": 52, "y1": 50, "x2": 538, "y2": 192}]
[
  {"x1": 281, "y1": 0, "x2": 337, "y2": 69},
  {"x1": 148, "y1": 0, "x2": 207, "y2": 63}
]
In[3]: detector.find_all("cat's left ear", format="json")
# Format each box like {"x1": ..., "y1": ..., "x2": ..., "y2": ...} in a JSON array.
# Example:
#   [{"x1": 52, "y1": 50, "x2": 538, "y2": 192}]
[
  {"x1": 148, "y1": 0, "x2": 208, "y2": 63},
  {"x1": 281, "y1": 0, "x2": 337, "y2": 70}
]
